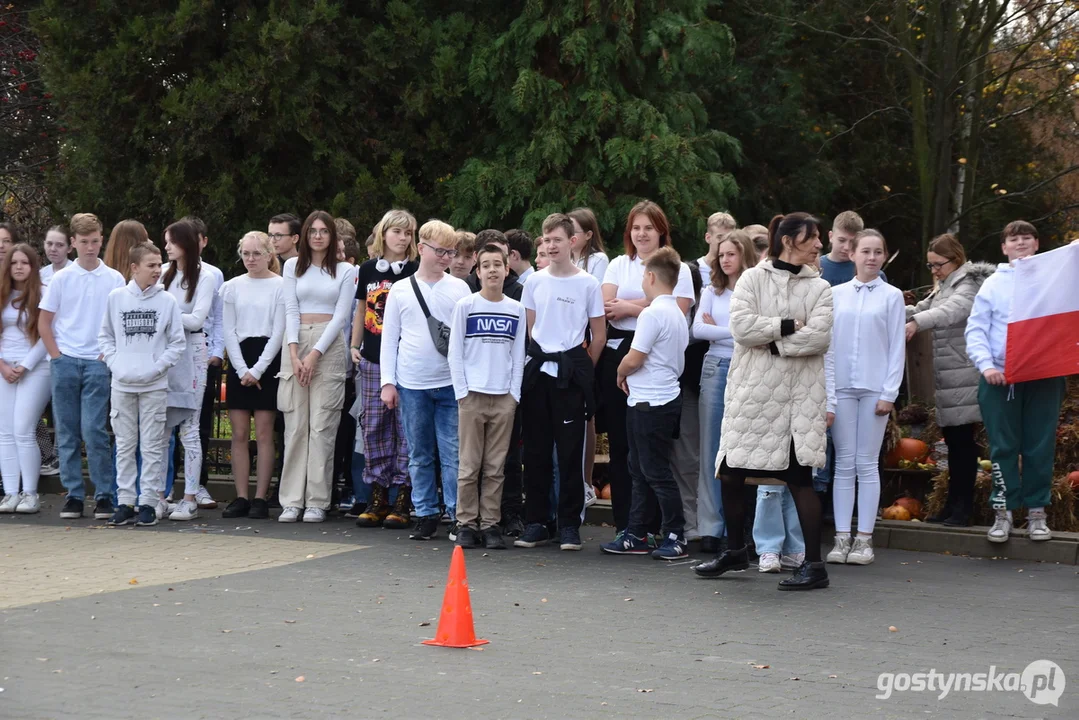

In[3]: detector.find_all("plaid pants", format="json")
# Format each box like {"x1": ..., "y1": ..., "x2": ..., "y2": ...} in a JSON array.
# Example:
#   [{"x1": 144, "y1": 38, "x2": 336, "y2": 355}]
[
  {"x1": 359, "y1": 359, "x2": 410, "y2": 487},
  {"x1": 36, "y1": 416, "x2": 55, "y2": 462}
]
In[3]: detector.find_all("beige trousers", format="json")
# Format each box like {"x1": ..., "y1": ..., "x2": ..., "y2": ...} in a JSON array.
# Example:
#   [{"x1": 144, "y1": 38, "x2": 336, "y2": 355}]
[
  {"x1": 456, "y1": 391, "x2": 517, "y2": 529},
  {"x1": 278, "y1": 324, "x2": 346, "y2": 510}
]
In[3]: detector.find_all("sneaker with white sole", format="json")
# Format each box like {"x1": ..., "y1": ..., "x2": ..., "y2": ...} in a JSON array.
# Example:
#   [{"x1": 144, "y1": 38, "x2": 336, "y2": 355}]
[
  {"x1": 826, "y1": 535, "x2": 852, "y2": 564},
  {"x1": 780, "y1": 552, "x2": 805, "y2": 570},
  {"x1": 1026, "y1": 509, "x2": 1051, "y2": 542},
  {"x1": 0, "y1": 493, "x2": 21, "y2": 513},
  {"x1": 194, "y1": 485, "x2": 217, "y2": 509},
  {"x1": 168, "y1": 499, "x2": 199, "y2": 521},
  {"x1": 155, "y1": 498, "x2": 171, "y2": 521},
  {"x1": 987, "y1": 509, "x2": 1012, "y2": 543},
  {"x1": 39, "y1": 457, "x2": 60, "y2": 476},
  {"x1": 584, "y1": 483, "x2": 598, "y2": 508},
  {"x1": 278, "y1": 506, "x2": 302, "y2": 523},
  {"x1": 15, "y1": 492, "x2": 40, "y2": 514},
  {"x1": 758, "y1": 552, "x2": 781, "y2": 573},
  {"x1": 846, "y1": 536, "x2": 875, "y2": 565},
  {"x1": 302, "y1": 507, "x2": 326, "y2": 523}
]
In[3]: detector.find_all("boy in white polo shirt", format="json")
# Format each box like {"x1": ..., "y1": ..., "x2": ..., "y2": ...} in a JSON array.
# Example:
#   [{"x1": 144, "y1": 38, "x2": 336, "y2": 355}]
[
  {"x1": 448, "y1": 243, "x2": 526, "y2": 550},
  {"x1": 602, "y1": 247, "x2": 690, "y2": 560},
  {"x1": 39, "y1": 213, "x2": 126, "y2": 520},
  {"x1": 515, "y1": 213, "x2": 606, "y2": 551}
]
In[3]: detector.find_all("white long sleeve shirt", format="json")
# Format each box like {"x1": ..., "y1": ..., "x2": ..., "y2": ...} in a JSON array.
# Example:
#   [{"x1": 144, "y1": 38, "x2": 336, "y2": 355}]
[
  {"x1": 0, "y1": 290, "x2": 47, "y2": 370},
  {"x1": 380, "y1": 274, "x2": 471, "y2": 389},
  {"x1": 221, "y1": 274, "x2": 285, "y2": 380},
  {"x1": 828, "y1": 276, "x2": 906, "y2": 402},
  {"x1": 447, "y1": 294, "x2": 526, "y2": 402},
  {"x1": 964, "y1": 262, "x2": 1013, "y2": 374},
  {"x1": 691, "y1": 286, "x2": 734, "y2": 359},
  {"x1": 161, "y1": 264, "x2": 216, "y2": 334},
  {"x1": 282, "y1": 257, "x2": 357, "y2": 355},
  {"x1": 202, "y1": 261, "x2": 225, "y2": 360}
]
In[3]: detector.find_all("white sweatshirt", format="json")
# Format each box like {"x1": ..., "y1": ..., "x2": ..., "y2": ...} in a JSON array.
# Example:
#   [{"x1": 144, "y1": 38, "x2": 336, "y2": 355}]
[
  {"x1": 448, "y1": 294, "x2": 526, "y2": 402},
  {"x1": 827, "y1": 276, "x2": 906, "y2": 402},
  {"x1": 964, "y1": 262, "x2": 1014, "y2": 374},
  {"x1": 692, "y1": 286, "x2": 734, "y2": 359},
  {"x1": 98, "y1": 280, "x2": 186, "y2": 392},
  {"x1": 380, "y1": 274, "x2": 471, "y2": 389}
]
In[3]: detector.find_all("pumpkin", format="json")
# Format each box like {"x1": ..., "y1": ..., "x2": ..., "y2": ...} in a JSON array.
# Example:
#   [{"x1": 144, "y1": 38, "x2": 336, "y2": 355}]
[
  {"x1": 881, "y1": 504, "x2": 912, "y2": 521},
  {"x1": 1069, "y1": 471, "x2": 1079, "y2": 490},
  {"x1": 893, "y1": 496, "x2": 923, "y2": 519},
  {"x1": 886, "y1": 438, "x2": 929, "y2": 466},
  {"x1": 598, "y1": 484, "x2": 611, "y2": 500}
]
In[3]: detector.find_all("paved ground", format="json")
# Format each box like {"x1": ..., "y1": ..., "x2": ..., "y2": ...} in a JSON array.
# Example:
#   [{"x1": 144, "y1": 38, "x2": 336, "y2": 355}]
[{"x1": 1, "y1": 496, "x2": 1077, "y2": 719}]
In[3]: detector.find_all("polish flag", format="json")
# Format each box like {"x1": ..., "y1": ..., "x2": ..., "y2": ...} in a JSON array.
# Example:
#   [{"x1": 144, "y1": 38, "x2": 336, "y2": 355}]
[{"x1": 1005, "y1": 243, "x2": 1079, "y2": 383}]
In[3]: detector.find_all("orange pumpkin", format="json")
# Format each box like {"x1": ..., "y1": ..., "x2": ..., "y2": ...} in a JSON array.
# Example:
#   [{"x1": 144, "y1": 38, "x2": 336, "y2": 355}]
[
  {"x1": 893, "y1": 496, "x2": 923, "y2": 519},
  {"x1": 881, "y1": 504, "x2": 912, "y2": 521},
  {"x1": 1069, "y1": 471, "x2": 1079, "y2": 490},
  {"x1": 598, "y1": 484, "x2": 611, "y2": 500},
  {"x1": 886, "y1": 438, "x2": 929, "y2": 466}
]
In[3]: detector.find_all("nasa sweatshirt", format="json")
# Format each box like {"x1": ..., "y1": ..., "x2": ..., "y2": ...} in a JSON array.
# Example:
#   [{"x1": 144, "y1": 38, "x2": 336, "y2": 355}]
[
  {"x1": 98, "y1": 280, "x2": 186, "y2": 393},
  {"x1": 447, "y1": 293, "x2": 526, "y2": 402}
]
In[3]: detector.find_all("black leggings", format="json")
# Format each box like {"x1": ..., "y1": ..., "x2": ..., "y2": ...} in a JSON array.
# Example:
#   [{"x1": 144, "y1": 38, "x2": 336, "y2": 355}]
[{"x1": 941, "y1": 423, "x2": 978, "y2": 515}]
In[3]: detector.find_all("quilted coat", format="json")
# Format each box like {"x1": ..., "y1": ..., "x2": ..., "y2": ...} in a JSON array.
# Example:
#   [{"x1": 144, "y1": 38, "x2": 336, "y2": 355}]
[
  {"x1": 905, "y1": 261, "x2": 995, "y2": 427},
  {"x1": 716, "y1": 260, "x2": 833, "y2": 473}
]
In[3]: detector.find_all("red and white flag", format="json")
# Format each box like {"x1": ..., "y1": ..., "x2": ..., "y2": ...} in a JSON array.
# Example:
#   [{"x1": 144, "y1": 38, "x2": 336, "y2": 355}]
[{"x1": 1005, "y1": 243, "x2": 1079, "y2": 383}]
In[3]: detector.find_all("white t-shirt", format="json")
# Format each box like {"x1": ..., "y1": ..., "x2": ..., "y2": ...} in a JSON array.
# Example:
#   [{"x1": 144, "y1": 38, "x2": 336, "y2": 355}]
[
  {"x1": 601, "y1": 254, "x2": 695, "y2": 348},
  {"x1": 39, "y1": 259, "x2": 125, "y2": 359},
  {"x1": 696, "y1": 255, "x2": 712, "y2": 287},
  {"x1": 521, "y1": 268, "x2": 604, "y2": 377},
  {"x1": 627, "y1": 295, "x2": 688, "y2": 406},
  {"x1": 1, "y1": 290, "x2": 47, "y2": 369},
  {"x1": 380, "y1": 273, "x2": 471, "y2": 390},
  {"x1": 221, "y1": 274, "x2": 286, "y2": 380},
  {"x1": 577, "y1": 252, "x2": 610, "y2": 283},
  {"x1": 448, "y1": 294, "x2": 526, "y2": 401},
  {"x1": 40, "y1": 260, "x2": 73, "y2": 286}
]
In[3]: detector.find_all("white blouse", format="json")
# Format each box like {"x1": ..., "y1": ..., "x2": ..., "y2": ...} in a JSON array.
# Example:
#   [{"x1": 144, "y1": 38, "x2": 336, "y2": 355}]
[
  {"x1": 282, "y1": 257, "x2": 357, "y2": 355},
  {"x1": 220, "y1": 274, "x2": 285, "y2": 380},
  {"x1": 601, "y1": 254, "x2": 694, "y2": 348},
  {"x1": 0, "y1": 290, "x2": 47, "y2": 369},
  {"x1": 827, "y1": 276, "x2": 906, "y2": 402},
  {"x1": 691, "y1": 286, "x2": 734, "y2": 359}
]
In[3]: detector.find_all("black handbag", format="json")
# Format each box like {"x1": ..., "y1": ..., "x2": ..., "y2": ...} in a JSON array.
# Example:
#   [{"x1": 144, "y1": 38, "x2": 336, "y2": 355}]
[{"x1": 410, "y1": 275, "x2": 451, "y2": 357}]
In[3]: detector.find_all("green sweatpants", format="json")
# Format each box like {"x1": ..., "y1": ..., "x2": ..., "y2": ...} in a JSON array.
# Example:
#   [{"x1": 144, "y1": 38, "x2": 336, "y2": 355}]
[{"x1": 978, "y1": 376, "x2": 1066, "y2": 511}]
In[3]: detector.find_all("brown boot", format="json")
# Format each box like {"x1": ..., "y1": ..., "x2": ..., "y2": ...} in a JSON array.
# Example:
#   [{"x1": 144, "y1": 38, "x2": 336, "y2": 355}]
[
  {"x1": 355, "y1": 484, "x2": 389, "y2": 527},
  {"x1": 382, "y1": 486, "x2": 412, "y2": 530}
]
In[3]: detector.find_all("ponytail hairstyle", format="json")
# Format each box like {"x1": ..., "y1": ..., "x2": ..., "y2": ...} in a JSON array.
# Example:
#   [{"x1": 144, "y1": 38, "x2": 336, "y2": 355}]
[
  {"x1": 852, "y1": 228, "x2": 889, "y2": 255},
  {"x1": 0, "y1": 243, "x2": 43, "y2": 343},
  {"x1": 162, "y1": 220, "x2": 202, "y2": 303},
  {"x1": 767, "y1": 212, "x2": 822, "y2": 260},
  {"x1": 927, "y1": 233, "x2": 967, "y2": 267},
  {"x1": 569, "y1": 207, "x2": 606, "y2": 261},
  {"x1": 236, "y1": 231, "x2": 281, "y2": 275}
]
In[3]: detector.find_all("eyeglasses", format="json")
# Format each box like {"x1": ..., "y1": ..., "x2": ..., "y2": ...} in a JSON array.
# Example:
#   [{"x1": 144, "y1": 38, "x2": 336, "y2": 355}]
[
  {"x1": 268, "y1": 233, "x2": 296, "y2": 242},
  {"x1": 308, "y1": 228, "x2": 331, "y2": 238},
  {"x1": 421, "y1": 241, "x2": 458, "y2": 259},
  {"x1": 240, "y1": 251, "x2": 266, "y2": 259},
  {"x1": 926, "y1": 260, "x2": 953, "y2": 271}
]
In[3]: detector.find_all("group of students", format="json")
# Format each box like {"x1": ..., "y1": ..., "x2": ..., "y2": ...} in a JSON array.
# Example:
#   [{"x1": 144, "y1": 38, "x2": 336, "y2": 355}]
[{"x1": 0, "y1": 204, "x2": 1069, "y2": 592}]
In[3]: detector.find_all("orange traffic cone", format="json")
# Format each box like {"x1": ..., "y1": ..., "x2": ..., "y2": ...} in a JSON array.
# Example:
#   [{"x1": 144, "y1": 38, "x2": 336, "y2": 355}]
[{"x1": 422, "y1": 546, "x2": 489, "y2": 648}]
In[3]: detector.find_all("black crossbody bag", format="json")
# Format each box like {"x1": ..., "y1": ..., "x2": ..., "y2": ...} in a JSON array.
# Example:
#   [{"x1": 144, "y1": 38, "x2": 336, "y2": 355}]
[{"x1": 410, "y1": 275, "x2": 451, "y2": 356}]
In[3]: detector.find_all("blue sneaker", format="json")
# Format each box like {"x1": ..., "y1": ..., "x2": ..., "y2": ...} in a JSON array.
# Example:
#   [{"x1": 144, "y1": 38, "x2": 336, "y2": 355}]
[
  {"x1": 559, "y1": 526, "x2": 582, "y2": 551},
  {"x1": 601, "y1": 530, "x2": 650, "y2": 555},
  {"x1": 135, "y1": 504, "x2": 158, "y2": 527},
  {"x1": 107, "y1": 504, "x2": 136, "y2": 526},
  {"x1": 652, "y1": 533, "x2": 688, "y2": 560},
  {"x1": 513, "y1": 523, "x2": 550, "y2": 548}
]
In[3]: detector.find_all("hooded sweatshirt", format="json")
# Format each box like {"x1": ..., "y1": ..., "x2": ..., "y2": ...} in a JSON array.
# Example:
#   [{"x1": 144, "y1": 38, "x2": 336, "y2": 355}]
[
  {"x1": 964, "y1": 262, "x2": 1014, "y2": 374},
  {"x1": 99, "y1": 280, "x2": 187, "y2": 393}
]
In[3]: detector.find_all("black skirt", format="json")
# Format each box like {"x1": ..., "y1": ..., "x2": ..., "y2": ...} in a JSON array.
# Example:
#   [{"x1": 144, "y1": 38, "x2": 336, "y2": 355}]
[
  {"x1": 720, "y1": 440, "x2": 814, "y2": 487},
  {"x1": 226, "y1": 336, "x2": 281, "y2": 412}
]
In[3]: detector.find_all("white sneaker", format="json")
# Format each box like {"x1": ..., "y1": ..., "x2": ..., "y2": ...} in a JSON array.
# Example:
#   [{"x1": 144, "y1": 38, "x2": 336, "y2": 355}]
[
  {"x1": 0, "y1": 493, "x2": 20, "y2": 513},
  {"x1": 15, "y1": 492, "x2": 40, "y2": 514},
  {"x1": 155, "y1": 498, "x2": 170, "y2": 520},
  {"x1": 846, "y1": 536, "x2": 875, "y2": 565},
  {"x1": 278, "y1": 506, "x2": 302, "y2": 523},
  {"x1": 826, "y1": 535, "x2": 852, "y2": 564},
  {"x1": 1026, "y1": 510, "x2": 1052, "y2": 542},
  {"x1": 780, "y1": 552, "x2": 805, "y2": 570},
  {"x1": 584, "y1": 483, "x2": 597, "y2": 508},
  {"x1": 39, "y1": 458, "x2": 60, "y2": 476},
  {"x1": 168, "y1": 499, "x2": 199, "y2": 521},
  {"x1": 758, "y1": 552, "x2": 781, "y2": 573},
  {"x1": 302, "y1": 507, "x2": 326, "y2": 523},
  {"x1": 194, "y1": 485, "x2": 217, "y2": 509},
  {"x1": 988, "y1": 510, "x2": 1012, "y2": 543}
]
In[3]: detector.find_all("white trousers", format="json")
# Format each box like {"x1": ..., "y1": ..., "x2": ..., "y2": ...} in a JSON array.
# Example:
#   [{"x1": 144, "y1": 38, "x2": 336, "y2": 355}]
[
  {"x1": 832, "y1": 388, "x2": 889, "y2": 534},
  {"x1": 0, "y1": 362, "x2": 52, "y2": 495}
]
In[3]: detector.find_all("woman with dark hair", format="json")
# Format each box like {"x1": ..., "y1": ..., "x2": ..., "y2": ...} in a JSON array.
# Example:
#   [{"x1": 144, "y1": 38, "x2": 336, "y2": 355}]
[
  {"x1": 0, "y1": 245, "x2": 48, "y2": 513},
  {"x1": 694, "y1": 212, "x2": 833, "y2": 590},
  {"x1": 160, "y1": 220, "x2": 216, "y2": 521},
  {"x1": 278, "y1": 210, "x2": 357, "y2": 523},
  {"x1": 599, "y1": 200, "x2": 694, "y2": 546}
]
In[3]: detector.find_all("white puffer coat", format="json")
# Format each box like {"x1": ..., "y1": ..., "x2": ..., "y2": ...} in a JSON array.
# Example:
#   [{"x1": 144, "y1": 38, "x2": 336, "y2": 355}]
[
  {"x1": 905, "y1": 261, "x2": 995, "y2": 427},
  {"x1": 717, "y1": 260, "x2": 833, "y2": 473}
]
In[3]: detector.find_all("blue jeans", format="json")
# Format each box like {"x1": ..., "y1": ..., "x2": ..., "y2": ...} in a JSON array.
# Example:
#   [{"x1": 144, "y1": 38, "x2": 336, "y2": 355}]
[
  {"x1": 50, "y1": 355, "x2": 115, "y2": 501},
  {"x1": 397, "y1": 385, "x2": 458, "y2": 519},
  {"x1": 813, "y1": 429, "x2": 834, "y2": 492},
  {"x1": 350, "y1": 452, "x2": 371, "y2": 504},
  {"x1": 697, "y1": 355, "x2": 729, "y2": 538},
  {"x1": 752, "y1": 486, "x2": 805, "y2": 556}
]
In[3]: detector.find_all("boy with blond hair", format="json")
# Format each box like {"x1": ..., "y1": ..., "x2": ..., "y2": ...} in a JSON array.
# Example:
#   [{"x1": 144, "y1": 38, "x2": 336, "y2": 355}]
[
  {"x1": 696, "y1": 212, "x2": 737, "y2": 286},
  {"x1": 820, "y1": 211, "x2": 867, "y2": 286}
]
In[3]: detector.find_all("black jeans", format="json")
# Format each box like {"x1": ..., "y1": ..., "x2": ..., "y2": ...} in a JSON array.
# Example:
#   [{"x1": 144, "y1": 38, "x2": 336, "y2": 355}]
[
  {"x1": 500, "y1": 403, "x2": 524, "y2": 520},
  {"x1": 522, "y1": 373, "x2": 587, "y2": 531},
  {"x1": 626, "y1": 396, "x2": 684, "y2": 538},
  {"x1": 332, "y1": 378, "x2": 358, "y2": 500},
  {"x1": 198, "y1": 363, "x2": 223, "y2": 483},
  {"x1": 942, "y1": 423, "x2": 978, "y2": 516}
]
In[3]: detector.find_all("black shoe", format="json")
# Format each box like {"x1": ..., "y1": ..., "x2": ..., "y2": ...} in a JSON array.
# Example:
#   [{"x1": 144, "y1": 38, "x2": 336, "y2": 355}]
[
  {"x1": 483, "y1": 525, "x2": 506, "y2": 550},
  {"x1": 107, "y1": 504, "x2": 137, "y2": 526},
  {"x1": 136, "y1": 504, "x2": 158, "y2": 526},
  {"x1": 942, "y1": 510, "x2": 971, "y2": 527},
  {"x1": 926, "y1": 503, "x2": 951, "y2": 523},
  {"x1": 700, "y1": 536, "x2": 721, "y2": 555},
  {"x1": 248, "y1": 498, "x2": 269, "y2": 520},
  {"x1": 559, "y1": 526, "x2": 583, "y2": 551},
  {"x1": 94, "y1": 497, "x2": 114, "y2": 520},
  {"x1": 778, "y1": 561, "x2": 829, "y2": 591},
  {"x1": 456, "y1": 525, "x2": 482, "y2": 548},
  {"x1": 513, "y1": 523, "x2": 550, "y2": 548},
  {"x1": 60, "y1": 496, "x2": 84, "y2": 519},
  {"x1": 501, "y1": 514, "x2": 525, "y2": 538},
  {"x1": 694, "y1": 546, "x2": 750, "y2": 578},
  {"x1": 448, "y1": 521, "x2": 460, "y2": 542},
  {"x1": 409, "y1": 515, "x2": 439, "y2": 540},
  {"x1": 222, "y1": 497, "x2": 251, "y2": 518}
]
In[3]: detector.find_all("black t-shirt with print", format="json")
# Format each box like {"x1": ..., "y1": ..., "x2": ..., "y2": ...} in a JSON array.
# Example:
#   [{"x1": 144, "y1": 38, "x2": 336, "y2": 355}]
[{"x1": 355, "y1": 258, "x2": 419, "y2": 364}]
